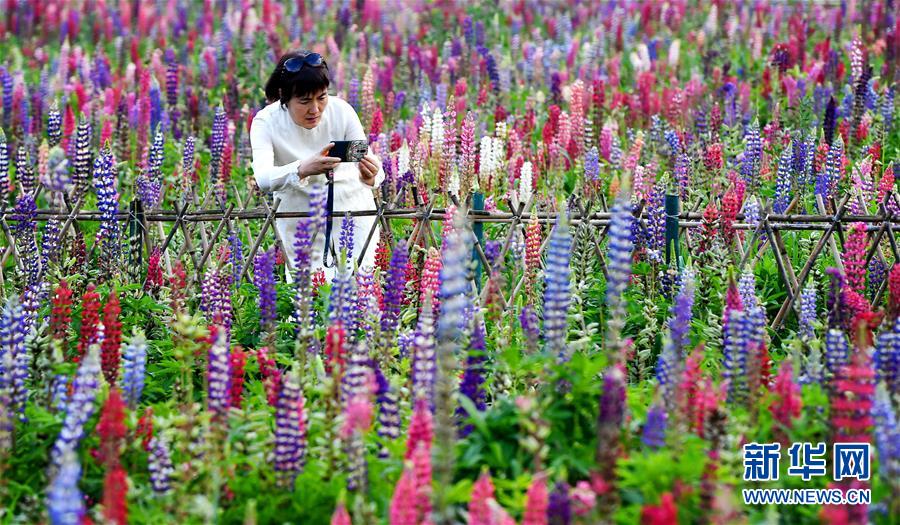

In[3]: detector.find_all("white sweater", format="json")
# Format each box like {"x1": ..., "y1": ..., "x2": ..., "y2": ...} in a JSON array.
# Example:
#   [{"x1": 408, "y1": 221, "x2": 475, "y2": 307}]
[{"x1": 249, "y1": 96, "x2": 385, "y2": 282}]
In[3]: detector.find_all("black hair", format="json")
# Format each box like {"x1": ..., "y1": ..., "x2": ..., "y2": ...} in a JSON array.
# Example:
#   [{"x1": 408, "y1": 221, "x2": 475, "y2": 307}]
[{"x1": 264, "y1": 50, "x2": 331, "y2": 107}]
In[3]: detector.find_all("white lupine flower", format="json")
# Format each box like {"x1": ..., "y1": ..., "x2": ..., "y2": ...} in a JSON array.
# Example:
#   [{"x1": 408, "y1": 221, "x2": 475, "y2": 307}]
[
  {"x1": 398, "y1": 140, "x2": 410, "y2": 176},
  {"x1": 479, "y1": 136, "x2": 494, "y2": 178},
  {"x1": 519, "y1": 161, "x2": 533, "y2": 206},
  {"x1": 431, "y1": 107, "x2": 445, "y2": 155},
  {"x1": 668, "y1": 39, "x2": 680, "y2": 69},
  {"x1": 448, "y1": 164, "x2": 460, "y2": 196}
]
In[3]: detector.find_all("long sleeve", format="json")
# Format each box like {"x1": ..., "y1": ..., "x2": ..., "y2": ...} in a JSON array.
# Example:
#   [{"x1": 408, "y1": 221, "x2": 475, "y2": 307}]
[
  {"x1": 340, "y1": 99, "x2": 386, "y2": 190},
  {"x1": 249, "y1": 114, "x2": 302, "y2": 193}
]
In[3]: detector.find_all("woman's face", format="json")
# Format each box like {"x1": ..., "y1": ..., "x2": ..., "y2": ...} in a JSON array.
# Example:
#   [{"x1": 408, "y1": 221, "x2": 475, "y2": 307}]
[{"x1": 287, "y1": 88, "x2": 329, "y2": 129}]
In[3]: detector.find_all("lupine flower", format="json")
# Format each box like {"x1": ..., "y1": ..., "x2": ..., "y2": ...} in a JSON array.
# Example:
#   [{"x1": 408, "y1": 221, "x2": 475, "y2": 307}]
[
  {"x1": 121, "y1": 331, "x2": 147, "y2": 408},
  {"x1": 1, "y1": 297, "x2": 29, "y2": 419},
  {"x1": 147, "y1": 434, "x2": 174, "y2": 493},
  {"x1": 372, "y1": 362, "x2": 401, "y2": 452},
  {"x1": 181, "y1": 136, "x2": 196, "y2": 189},
  {"x1": 772, "y1": 360, "x2": 802, "y2": 444},
  {"x1": 137, "y1": 126, "x2": 164, "y2": 208},
  {"x1": 548, "y1": 481, "x2": 571, "y2": 525},
  {"x1": 100, "y1": 291, "x2": 123, "y2": 385},
  {"x1": 874, "y1": 318, "x2": 899, "y2": 394},
  {"x1": 799, "y1": 282, "x2": 817, "y2": 341},
  {"x1": 253, "y1": 247, "x2": 277, "y2": 331},
  {"x1": 209, "y1": 107, "x2": 226, "y2": 184},
  {"x1": 825, "y1": 328, "x2": 850, "y2": 380},
  {"x1": 15, "y1": 145, "x2": 35, "y2": 196},
  {"x1": 229, "y1": 347, "x2": 247, "y2": 409},
  {"x1": 274, "y1": 368, "x2": 307, "y2": 487},
  {"x1": 75, "y1": 284, "x2": 101, "y2": 362},
  {"x1": 405, "y1": 397, "x2": 433, "y2": 460},
  {"x1": 831, "y1": 349, "x2": 876, "y2": 444},
  {"x1": 71, "y1": 119, "x2": 92, "y2": 195},
  {"x1": 47, "y1": 451, "x2": 85, "y2": 525},
  {"x1": 656, "y1": 267, "x2": 695, "y2": 391},
  {"x1": 50, "y1": 280, "x2": 73, "y2": 343},
  {"x1": 12, "y1": 193, "x2": 40, "y2": 287},
  {"x1": 868, "y1": 258, "x2": 887, "y2": 300},
  {"x1": 200, "y1": 266, "x2": 233, "y2": 338},
  {"x1": 640, "y1": 492, "x2": 677, "y2": 525},
  {"x1": 606, "y1": 192, "x2": 634, "y2": 359},
  {"x1": 596, "y1": 365, "x2": 626, "y2": 480},
  {"x1": 381, "y1": 239, "x2": 408, "y2": 335},
  {"x1": 773, "y1": 146, "x2": 792, "y2": 214},
  {"x1": 101, "y1": 466, "x2": 128, "y2": 525},
  {"x1": 207, "y1": 326, "x2": 231, "y2": 422},
  {"x1": 390, "y1": 464, "x2": 418, "y2": 525},
  {"x1": 641, "y1": 403, "x2": 667, "y2": 449},
  {"x1": 93, "y1": 149, "x2": 120, "y2": 265},
  {"x1": 741, "y1": 120, "x2": 762, "y2": 183},
  {"x1": 329, "y1": 263, "x2": 358, "y2": 332},
  {"x1": 522, "y1": 474, "x2": 549, "y2": 525},
  {"x1": 418, "y1": 247, "x2": 442, "y2": 313},
  {"x1": 47, "y1": 102, "x2": 62, "y2": 147},
  {"x1": 644, "y1": 188, "x2": 665, "y2": 262},
  {"x1": 842, "y1": 222, "x2": 867, "y2": 295},
  {"x1": 411, "y1": 293, "x2": 437, "y2": 405},
  {"x1": 872, "y1": 383, "x2": 899, "y2": 480},
  {"x1": 50, "y1": 346, "x2": 101, "y2": 475},
  {"x1": 457, "y1": 315, "x2": 487, "y2": 436},
  {"x1": 330, "y1": 502, "x2": 352, "y2": 525},
  {"x1": 543, "y1": 212, "x2": 572, "y2": 362}
]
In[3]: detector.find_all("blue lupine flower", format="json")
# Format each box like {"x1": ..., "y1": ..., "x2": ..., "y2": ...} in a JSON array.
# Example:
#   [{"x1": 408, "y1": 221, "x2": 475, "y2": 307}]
[
  {"x1": 641, "y1": 403, "x2": 667, "y2": 449},
  {"x1": 1, "y1": 297, "x2": 29, "y2": 419},
  {"x1": 137, "y1": 127, "x2": 164, "y2": 208},
  {"x1": 339, "y1": 213, "x2": 354, "y2": 256},
  {"x1": 93, "y1": 149, "x2": 120, "y2": 262},
  {"x1": 584, "y1": 146, "x2": 599, "y2": 187},
  {"x1": 121, "y1": 331, "x2": 147, "y2": 408},
  {"x1": 457, "y1": 315, "x2": 487, "y2": 436},
  {"x1": 674, "y1": 151, "x2": 690, "y2": 198},
  {"x1": 71, "y1": 119, "x2": 92, "y2": 195},
  {"x1": 328, "y1": 262, "x2": 358, "y2": 333},
  {"x1": 207, "y1": 326, "x2": 230, "y2": 420},
  {"x1": 548, "y1": 481, "x2": 572, "y2": 525},
  {"x1": 371, "y1": 361, "x2": 400, "y2": 457},
  {"x1": 881, "y1": 86, "x2": 894, "y2": 134},
  {"x1": 12, "y1": 193, "x2": 40, "y2": 286},
  {"x1": 825, "y1": 328, "x2": 849, "y2": 379},
  {"x1": 645, "y1": 189, "x2": 665, "y2": 263},
  {"x1": 274, "y1": 368, "x2": 306, "y2": 486},
  {"x1": 872, "y1": 384, "x2": 899, "y2": 480},
  {"x1": 15, "y1": 145, "x2": 35, "y2": 196},
  {"x1": 741, "y1": 120, "x2": 761, "y2": 183},
  {"x1": 209, "y1": 107, "x2": 226, "y2": 184},
  {"x1": 606, "y1": 197, "x2": 634, "y2": 312},
  {"x1": 874, "y1": 318, "x2": 899, "y2": 394},
  {"x1": 47, "y1": 451, "x2": 85, "y2": 525},
  {"x1": 774, "y1": 146, "x2": 793, "y2": 214},
  {"x1": 147, "y1": 435, "x2": 174, "y2": 493},
  {"x1": 253, "y1": 247, "x2": 278, "y2": 330},
  {"x1": 0, "y1": 129, "x2": 9, "y2": 203},
  {"x1": 381, "y1": 239, "x2": 408, "y2": 335},
  {"x1": 50, "y1": 346, "x2": 101, "y2": 475},
  {"x1": 543, "y1": 212, "x2": 572, "y2": 362},
  {"x1": 47, "y1": 102, "x2": 62, "y2": 147},
  {"x1": 799, "y1": 282, "x2": 817, "y2": 341}
]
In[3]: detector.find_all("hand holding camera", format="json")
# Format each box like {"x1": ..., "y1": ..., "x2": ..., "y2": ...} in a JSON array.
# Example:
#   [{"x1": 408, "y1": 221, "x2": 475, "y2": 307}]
[{"x1": 297, "y1": 142, "x2": 342, "y2": 179}]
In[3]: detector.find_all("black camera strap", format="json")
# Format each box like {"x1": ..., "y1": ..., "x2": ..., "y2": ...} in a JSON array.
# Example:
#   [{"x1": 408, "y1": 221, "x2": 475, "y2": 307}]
[{"x1": 322, "y1": 169, "x2": 337, "y2": 268}]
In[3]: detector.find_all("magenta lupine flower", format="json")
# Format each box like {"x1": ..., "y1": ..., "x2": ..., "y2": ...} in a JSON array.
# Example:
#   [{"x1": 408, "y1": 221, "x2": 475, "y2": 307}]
[
  {"x1": 842, "y1": 222, "x2": 867, "y2": 295},
  {"x1": 253, "y1": 247, "x2": 277, "y2": 331},
  {"x1": 274, "y1": 369, "x2": 307, "y2": 487},
  {"x1": 207, "y1": 326, "x2": 231, "y2": 422},
  {"x1": 381, "y1": 239, "x2": 409, "y2": 334}
]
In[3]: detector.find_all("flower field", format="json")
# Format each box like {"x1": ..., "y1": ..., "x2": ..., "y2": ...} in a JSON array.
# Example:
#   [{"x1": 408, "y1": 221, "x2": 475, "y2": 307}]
[{"x1": 1, "y1": 1, "x2": 900, "y2": 524}]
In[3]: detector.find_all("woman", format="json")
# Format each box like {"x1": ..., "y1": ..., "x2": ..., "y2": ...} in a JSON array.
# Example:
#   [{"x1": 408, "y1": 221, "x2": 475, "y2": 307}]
[{"x1": 249, "y1": 50, "x2": 384, "y2": 282}]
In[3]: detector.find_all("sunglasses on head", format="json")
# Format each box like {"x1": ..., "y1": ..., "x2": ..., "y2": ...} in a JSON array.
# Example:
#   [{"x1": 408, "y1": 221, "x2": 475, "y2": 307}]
[{"x1": 282, "y1": 53, "x2": 327, "y2": 74}]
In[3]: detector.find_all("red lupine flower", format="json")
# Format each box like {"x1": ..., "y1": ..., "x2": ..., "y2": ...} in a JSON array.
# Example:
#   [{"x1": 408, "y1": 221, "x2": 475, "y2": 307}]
[
  {"x1": 101, "y1": 291, "x2": 123, "y2": 385},
  {"x1": 831, "y1": 351, "x2": 876, "y2": 444},
  {"x1": 50, "y1": 279, "x2": 74, "y2": 343},
  {"x1": 97, "y1": 389, "x2": 127, "y2": 468},
  {"x1": 311, "y1": 269, "x2": 326, "y2": 299},
  {"x1": 256, "y1": 346, "x2": 282, "y2": 407},
  {"x1": 772, "y1": 360, "x2": 802, "y2": 445},
  {"x1": 136, "y1": 407, "x2": 154, "y2": 452},
  {"x1": 145, "y1": 247, "x2": 163, "y2": 292},
  {"x1": 877, "y1": 162, "x2": 894, "y2": 204},
  {"x1": 720, "y1": 190, "x2": 739, "y2": 246},
  {"x1": 168, "y1": 262, "x2": 188, "y2": 313},
  {"x1": 101, "y1": 466, "x2": 128, "y2": 525},
  {"x1": 229, "y1": 346, "x2": 246, "y2": 409},
  {"x1": 640, "y1": 492, "x2": 677, "y2": 525},
  {"x1": 698, "y1": 201, "x2": 719, "y2": 253},
  {"x1": 76, "y1": 284, "x2": 102, "y2": 363},
  {"x1": 325, "y1": 323, "x2": 346, "y2": 378}
]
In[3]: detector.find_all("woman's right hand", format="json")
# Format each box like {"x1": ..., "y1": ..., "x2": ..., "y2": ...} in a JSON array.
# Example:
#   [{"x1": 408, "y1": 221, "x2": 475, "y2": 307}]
[{"x1": 297, "y1": 143, "x2": 342, "y2": 179}]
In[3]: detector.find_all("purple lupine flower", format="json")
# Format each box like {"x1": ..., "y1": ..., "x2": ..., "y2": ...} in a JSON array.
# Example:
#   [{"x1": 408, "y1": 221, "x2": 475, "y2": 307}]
[
  {"x1": 596, "y1": 365, "x2": 626, "y2": 469},
  {"x1": 149, "y1": 80, "x2": 163, "y2": 134},
  {"x1": 656, "y1": 267, "x2": 695, "y2": 389},
  {"x1": 606, "y1": 195, "x2": 634, "y2": 317},
  {"x1": 773, "y1": 146, "x2": 793, "y2": 214},
  {"x1": 71, "y1": 119, "x2": 92, "y2": 196},
  {"x1": 15, "y1": 145, "x2": 35, "y2": 196},
  {"x1": 381, "y1": 239, "x2": 408, "y2": 334},
  {"x1": 274, "y1": 369, "x2": 306, "y2": 486},
  {"x1": 741, "y1": 120, "x2": 761, "y2": 183},
  {"x1": 584, "y1": 146, "x2": 600, "y2": 188},
  {"x1": 207, "y1": 326, "x2": 231, "y2": 420},
  {"x1": 483, "y1": 240, "x2": 502, "y2": 268},
  {"x1": 641, "y1": 403, "x2": 667, "y2": 449},
  {"x1": 874, "y1": 318, "x2": 899, "y2": 394},
  {"x1": 47, "y1": 102, "x2": 62, "y2": 147},
  {"x1": 209, "y1": 107, "x2": 226, "y2": 184},
  {"x1": 543, "y1": 212, "x2": 572, "y2": 362},
  {"x1": 49, "y1": 346, "x2": 101, "y2": 475},
  {"x1": 1, "y1": 297, "x2": 29, "y2": 419},
  {"x1": 137, "y1": 127, "x2": 163, "y2": 208},
  {"x1": 147, "y1": 435, "x2": 174, "y2": 493},
  {"x1": 824, "y1": 328, "x2": 849, "y2": 379},
  {"x1": 823, "y1": 136, "x2": 844, "y2": 200},
  {"x1": 181, "y1": 136, "x2": 195, "y2": 192},
  {"x1": 92, "y1": 149, "x2": 120, "y2": 263},
  {"x1": 872, "y1": 384, "x2": 899, "y2": 480},
  {"x1": 722, "y1": 308, "x2": 756, "y2": 403},
  {"x1": 664, "y1": 129, "x2": 681, "y2": 158},
  {"x1": 645, "y1": 189, "x2": 665, "y2": 263},
  {"x1": 253, "y1": 247, "x2": 277, "y2": 331},
  {"x1": 823, "y1": 96, "x2": 837, "y2": 146},
  {"x1": 41, "y1": 218, "x2": 62, "y2": 269},
  {"x1": 674, "y1": 151, "x2": 690, "y2": 198},
  {"x1": 47, "y1": 451, "x2": 85, "y2": 525},
  {"x1": 881, "y1": 86, "x2": 894, "y2": 135},
  {"x1": 50, "y1": 374, "x2": 68, "y2": 413},
  {"x1": 548, "y1": 481, "x2": 572, "y2": 525},
  {"x1": 0, "y1": 129, "x2": 9, "y2": 203},
  {"x1": 792, "y1": 132, "x2": 809, "y2": 185},
  {"x1": 328, "y1": 264, "x2": 358, "y2": 333},
  {"x1": 339, "y1": 213, "x2": 354, "y2": 256},
  {"x1": 1, "y1": 68, "x2": 11, "y2": 130},
  {"x1": 341, "y1": 339, "x2": 371, "y2": 405},
  {"x1": 457, "y1": 315, "x2": 487, "y2": 436},
  {"x1": 826, "y1": 267, "x2": 845, "y2": 329},
  {"x1": 12, "y1": 193, "x2": 40, "y2": 286},
  {"x1": 738, "y1": 270, "x2": 759, "y2": 310},
  {"x1": 868, "y1": 258, "x2": 887, "y2": 300},
  {"x1": 743, "y1": 197, "x2": 765, "y2": 244},
  {"x1": 228, "y1": 229, "x2": 243, "y2": 285},
  {"x1": 121, "y1": 331, "x2": 147, "y2": 408},
  {"x1": 200, "y1": 266, "x2": 233, "y2": 339},
  {"x1": 799, "y1": 282, "x2": 817, "y2": 341},
  {"x1": 371, "y1": 361, "x2": 400, "y2": 456},
  {"x1": 411, "y1": 296, "x2": 437, "y2": 405}
]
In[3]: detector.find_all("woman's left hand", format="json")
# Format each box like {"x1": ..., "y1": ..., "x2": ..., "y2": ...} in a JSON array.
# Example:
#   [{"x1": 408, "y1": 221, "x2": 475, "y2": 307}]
[{"x1": 358, "y1": 153, "x2": 381, "y2": 187}]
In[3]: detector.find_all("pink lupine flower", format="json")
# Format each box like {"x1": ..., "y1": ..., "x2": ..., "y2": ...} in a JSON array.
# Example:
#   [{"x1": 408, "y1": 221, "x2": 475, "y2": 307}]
[
  {"x1": 330, "y1": 502, "x2": 352, "y2": 525},
  {"x1": 412, "y1": 443, "x2": 433, "y2": 520},
  {"x1": 468, "y1": 471, "x2": 495, "y2": 525},
  {"x1": 772, "y1": 359, "x2": 802, "y2": 444},
  {"x1": 390, "y1": 466, "x2": 418, "y2": 525},
  {"x1": 405, "y1": 398, "x2": 434, "y2": 459},
  {"x1": 842, "y1": 222, "x2": 867, "y2": 295},
  {"x1": 522, "y1": 474, "x2": 548, "y2": 525}
]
